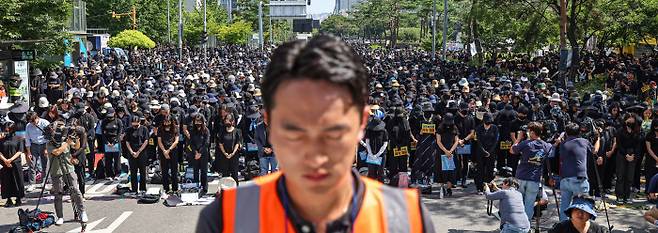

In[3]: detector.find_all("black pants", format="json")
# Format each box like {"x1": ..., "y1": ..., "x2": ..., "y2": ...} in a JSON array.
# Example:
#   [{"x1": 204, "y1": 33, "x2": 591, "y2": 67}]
[
  {"x1": 456, "y1": 154, "x2": 470, "y2": 185},
  {"x1": 104, "y1": 152, "x2": 121, "y2": 178},
  {"x1": 220, "y1": 153, "x2": 239, "y2": 183},
  {"x1": 475, "y1": 153, "x2": 496, "y2": 192},
  {"x1": 74, "y1": 163, "x2": 86, "y2": 195},
  {"x1": 190, "y1": 155, "x2": 209, "y2": 192},
  {"x1": 497, "y1": 146, "x2": 509, "y2": 171},
  {"x1": 129, "y1": 155, "x2": 148, "y2": 192},
  {"x1": 615, "y1": 154, "x2": 636, "y2": 200},
  {"x1": 388, "y1": 155, "x2": 408, "y2": 180},
  {"x1": 86, "y1": 143, "x2": 95, "y2": 179},
  {"x1": 602, "y1": 153, "x2": 616, "y2": 190},
  {"x1": 161, "y1": 154, "x2": 179, "y2": 192}
]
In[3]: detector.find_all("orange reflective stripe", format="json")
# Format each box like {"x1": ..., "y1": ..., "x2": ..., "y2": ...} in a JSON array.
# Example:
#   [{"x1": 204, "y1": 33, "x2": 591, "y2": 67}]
[
  {"x1": 354, "y1": 178, "x2": 386, "y2": 233},
  {"x1": 222, "y1": 189, "x2": 237, "y2": 233},
  {"x1": 403, "y1": 189, "x2": 423, "y2": 233},
  {"x1": 258, "y1": 174, "x2": 288, "y2": 233}
]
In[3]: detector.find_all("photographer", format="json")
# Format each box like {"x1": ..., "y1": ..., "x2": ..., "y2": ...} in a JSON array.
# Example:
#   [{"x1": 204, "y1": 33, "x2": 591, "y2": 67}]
[
  {"x1": 511, "y1": 122, "x2": 552, "y2": 221},
  {"x1": 47, "y1": 121, "x2": 87, "y2": 225},
  {"x1": 484, "y1": 178, "x2": 531, "y2": 233}
]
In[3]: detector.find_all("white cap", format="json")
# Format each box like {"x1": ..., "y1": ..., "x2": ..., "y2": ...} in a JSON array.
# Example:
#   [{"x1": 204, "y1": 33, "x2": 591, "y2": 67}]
[{"x1": 38, "y1": 97, "x2": 49, "y2": 108}]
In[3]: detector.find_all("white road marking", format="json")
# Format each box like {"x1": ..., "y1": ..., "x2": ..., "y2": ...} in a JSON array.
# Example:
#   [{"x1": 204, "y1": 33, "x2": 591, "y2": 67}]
[{"x1": 67, "y1": 217, "x2": 105, "y2": 232}]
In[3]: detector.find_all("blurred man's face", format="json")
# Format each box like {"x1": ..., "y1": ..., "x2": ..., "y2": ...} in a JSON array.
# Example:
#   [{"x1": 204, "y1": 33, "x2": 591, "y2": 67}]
[{"x1": 267, "y1": 79, "x2": 368, "y2": 194}]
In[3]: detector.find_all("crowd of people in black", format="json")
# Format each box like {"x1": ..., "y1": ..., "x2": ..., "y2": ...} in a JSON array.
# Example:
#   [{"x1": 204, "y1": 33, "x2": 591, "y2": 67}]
[{"x1": 0, "y1": 38, "x2": 658, "y2": 230}]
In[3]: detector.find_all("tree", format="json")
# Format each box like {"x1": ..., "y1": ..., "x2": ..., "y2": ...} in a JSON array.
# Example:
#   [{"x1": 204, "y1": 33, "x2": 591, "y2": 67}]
[
  {"x1": 320, "y1": 15, "x2": 357, "y2": 38},
  {"x1": 0, "y1": 0, "x2": 72, "y2": 68},
  {"x1": 217, "y1": 20, "x2": 252, "y2": 45},
  {"x1": 108, "y1": 30, "x2": 156, "y2": 49},
  {"x1": 177, "y1": 1, "x2": 228, "y2": 46}
]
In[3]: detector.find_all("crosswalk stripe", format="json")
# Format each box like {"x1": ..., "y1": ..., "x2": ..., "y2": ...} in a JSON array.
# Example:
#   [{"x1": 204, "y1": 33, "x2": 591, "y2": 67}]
[
  {"x1": 86, "y1": 183, "x2": 105, "y2": 193},
  {"x1": 96, "y1": 181, "x2": 120, "y2": 193}
]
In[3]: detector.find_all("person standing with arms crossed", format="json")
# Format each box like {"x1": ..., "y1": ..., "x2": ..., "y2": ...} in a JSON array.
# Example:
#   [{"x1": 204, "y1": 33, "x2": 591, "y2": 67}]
[{"x1": 197, "y1": 35, "x2": 435, "y2": 233}]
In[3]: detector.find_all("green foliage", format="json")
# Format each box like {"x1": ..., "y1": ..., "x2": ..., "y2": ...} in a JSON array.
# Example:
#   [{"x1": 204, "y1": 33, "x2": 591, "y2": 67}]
[
  {"x1": 0, "y1": 0, "x2": 72, "y2": 67},
  {"x1": 321, "y1": 15, "x2": 358, "y2": 37},
  {"x1": 576, "y1": 74, "x2": 606, "y2": 94},
  {"x1": 108, "y1": 30, "x2": 156, "y2": 49},
  {"x1": 217, "y1": 20, "x2": 253, "y2": 45},
  {"x1": 398, "y1": 27, "x2": 420, "y2": 42}
]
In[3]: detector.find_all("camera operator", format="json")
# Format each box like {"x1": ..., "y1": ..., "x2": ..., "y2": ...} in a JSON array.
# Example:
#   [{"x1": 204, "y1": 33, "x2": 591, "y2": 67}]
[
  {"x1": 510, "y1": 122, "x2": 552, "y2": 221},
  {"x1": 47, "y1": 121, "x2": 88, "y2": 225},
  {"x1": 556, "y1": 123, "x2": 593, "y2": 221},
  {"x1": 484, "y1": 178, "x2": 531, "y2": 233}
]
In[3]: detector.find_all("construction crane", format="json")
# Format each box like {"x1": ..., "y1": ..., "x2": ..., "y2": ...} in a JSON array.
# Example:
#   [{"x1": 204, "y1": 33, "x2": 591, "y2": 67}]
[{"x1": 112, "y1": 6, "x2": 137, "y2": 30}]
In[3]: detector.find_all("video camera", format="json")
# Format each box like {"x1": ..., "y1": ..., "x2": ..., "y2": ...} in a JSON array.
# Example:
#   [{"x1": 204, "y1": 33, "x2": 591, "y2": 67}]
[{"x1": 44, "y1": 121, "x2": 78, "y2": 148}]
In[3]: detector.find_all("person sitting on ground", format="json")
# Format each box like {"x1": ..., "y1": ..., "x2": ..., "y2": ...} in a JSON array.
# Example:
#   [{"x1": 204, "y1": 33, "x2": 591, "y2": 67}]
[
  {"x1": 549, "y1": 194, "x2": 609, "y2": 233},
  {"x1": 644, "y1": 173, "x2": 658, "y2": 227}
]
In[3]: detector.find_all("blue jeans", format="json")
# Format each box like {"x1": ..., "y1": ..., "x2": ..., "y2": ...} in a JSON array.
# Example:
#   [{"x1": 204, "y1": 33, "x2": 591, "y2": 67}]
[
  {"x1": 559, "y1": 177, "x2": 590, "y2": 221},
  {"x1": 501, "y1": 223, "x2": 529, "y2": 233},
  {"x1": 259, "y1": 156, "x2": 278, "y2": 176},
  {"x1": 518, "y1": 179, "x2": 540, "y2": 221}
]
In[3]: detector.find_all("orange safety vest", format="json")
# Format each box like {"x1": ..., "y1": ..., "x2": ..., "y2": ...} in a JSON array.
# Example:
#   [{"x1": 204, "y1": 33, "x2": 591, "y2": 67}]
[{"x1": 222, "y1": 172, "x2": 424, "y2": 233}]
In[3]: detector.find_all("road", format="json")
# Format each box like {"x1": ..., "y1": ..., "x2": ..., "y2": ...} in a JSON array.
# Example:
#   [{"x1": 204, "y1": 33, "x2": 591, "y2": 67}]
[{"x1": 1, "y1": 177, "x2": 658, "y2": 233}]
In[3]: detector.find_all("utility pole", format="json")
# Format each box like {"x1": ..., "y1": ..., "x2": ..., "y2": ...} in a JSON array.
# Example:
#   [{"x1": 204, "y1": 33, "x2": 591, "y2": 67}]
[
  {"x1": 431, "y1": 0, "x2": 436, "y2": 60},
  {"x1": 203, "y1": 0, "x2": 207, "y2": 55},
  {"x1": 269, "y1": 16, "x2": 274, "y2": 45},
  {"x1": 167, "y1": 0, "x2": 171, "y2": 44},
  {"x1": 442, "y1": 0, "x2": 448, "y2": 61},
  {"x1": 178, "y1": 0, "x2": 183, "y2": 57},
  {"x1": 258, "y1": 1, "x2": 264, "y2": 50},
  {"x1": 228, "y1": 0, "x2": 233, "y2": 23}
]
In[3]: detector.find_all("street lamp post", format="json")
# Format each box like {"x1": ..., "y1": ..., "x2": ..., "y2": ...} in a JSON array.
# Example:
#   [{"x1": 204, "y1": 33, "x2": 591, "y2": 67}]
[
  {"x1": 258, "y1": 1, "x2": 264, "y2": 50},
  {"x1": 167, "y1": 0, "x2": 171, "y2": 44},
  {"x1": 442, "y1": 0, "x2": 448, "y2": 61},
  {"x1": 432, "y1": 0, "x2": 436, "y2": 61},
  {"x1": 204, "y1": 0, "x2": 207, "y2": 55},
  {"x1": 178, "y1": 0, "x2": 182, "y2": 57}
]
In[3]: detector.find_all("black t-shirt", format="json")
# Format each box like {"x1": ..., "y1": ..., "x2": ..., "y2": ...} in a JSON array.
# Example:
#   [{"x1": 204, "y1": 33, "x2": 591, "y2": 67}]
[
  {"x1": 510, "y1": 118, "x2": 529, "y2": 139},
  {"x1": 125, "y1": 125, "x2": 149, "y2": 151},
  {"x1": 548, "y1": 220, "x2": 609, "y2": 233},
  {"x1": 220, "y1": 128, "x2": 243, "y2": 152},
  {"x1": 102, "y1": 118, "x2": 123, "y2": 144},
  {"x1": 158, "y1": 124, "x2": 179, "y2": 148},
  {"x1": 645, "y1": 133, "x2": 658, "y2": 166},
  {"x1": 455, "y1": 113, "x2": 475, "y2": 139}
]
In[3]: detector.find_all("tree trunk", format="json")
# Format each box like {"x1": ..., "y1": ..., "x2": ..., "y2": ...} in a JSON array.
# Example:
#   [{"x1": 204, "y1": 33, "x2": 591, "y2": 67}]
[{"x1": 566, "y1": 0, "x2": 580, "y2": 83}]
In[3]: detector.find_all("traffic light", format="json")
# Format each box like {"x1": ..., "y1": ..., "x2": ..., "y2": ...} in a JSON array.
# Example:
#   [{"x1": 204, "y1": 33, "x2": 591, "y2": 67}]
[{"x1": 200, "y1": 31, "x2": 208, "y2": 45}]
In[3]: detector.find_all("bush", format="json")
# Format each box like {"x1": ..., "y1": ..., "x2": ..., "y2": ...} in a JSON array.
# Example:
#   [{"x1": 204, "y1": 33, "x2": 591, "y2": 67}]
[{"x1": 108, "y1": 30, "x2": 156, "y2": 49}]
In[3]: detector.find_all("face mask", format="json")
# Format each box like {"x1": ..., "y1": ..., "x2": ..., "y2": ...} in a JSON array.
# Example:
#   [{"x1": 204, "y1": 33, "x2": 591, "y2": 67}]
[
  {"x1": 626, "y1": 122, "x2": 634, "y2": 127},
  {"x1": 654, "y1": 128, "x2": 658, "y2": 132}
]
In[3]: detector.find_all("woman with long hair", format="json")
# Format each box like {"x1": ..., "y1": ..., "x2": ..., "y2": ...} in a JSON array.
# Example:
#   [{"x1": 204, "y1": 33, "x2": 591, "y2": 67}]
[
  {"x1": 0, "y1": 122, "x2": 25, "y2": 207},
  {"x1": 216, "y1": 113, "x2": 242, "y2": 183},
  {"x1": 125, "y1": 115, "x2": 149, "y2": 194},
  {"x1": 157, "y1": 115, "x2": 179, "y2": 194},
  {"x1": 612, "y1": 112, "x2": 643, "y2": 204},
  {"x1": 189, "y1": 114, "x2": 210, "y2": 194}
]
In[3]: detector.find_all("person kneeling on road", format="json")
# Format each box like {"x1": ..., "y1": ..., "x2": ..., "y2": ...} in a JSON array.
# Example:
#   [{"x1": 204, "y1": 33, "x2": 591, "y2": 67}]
[{"x1": 484, "y1": 178, "x2": 531, "y2": 233}]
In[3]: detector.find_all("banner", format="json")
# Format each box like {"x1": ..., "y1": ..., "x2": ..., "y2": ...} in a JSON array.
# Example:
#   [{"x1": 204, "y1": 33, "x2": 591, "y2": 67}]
[{"x1": 11, "y1": 61, "x2": 30, "y2": 103}]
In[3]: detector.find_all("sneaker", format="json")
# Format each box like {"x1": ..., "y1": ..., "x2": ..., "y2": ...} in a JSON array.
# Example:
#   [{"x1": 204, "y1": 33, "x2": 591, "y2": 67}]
[
  {"x1": 446, "y1": 188, "x2": 453, "y2": 197},
  {"x1": 4, "y1": 199, "x2": 14, "y2": 208},
  {"x1": 477, "y1": 191, "x2": 484, "y2": 195},
  {"x1": 55, "y1": 217, "x2": 64, "y2": 225},
  {"x1": 81, "y1": 211, "x2": 88, "y2": 223}
]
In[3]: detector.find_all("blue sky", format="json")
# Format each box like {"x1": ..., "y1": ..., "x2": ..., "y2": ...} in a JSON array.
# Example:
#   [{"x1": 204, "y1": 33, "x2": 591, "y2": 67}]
[{"x1": 308, "y1": 0, "x2": 335, "y2": 14}]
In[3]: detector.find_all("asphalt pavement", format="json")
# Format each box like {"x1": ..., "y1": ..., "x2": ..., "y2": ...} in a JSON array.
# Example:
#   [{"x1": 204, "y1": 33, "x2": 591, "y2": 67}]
[{"x1": 1, "y1": 177, "x2": 658, "y2": 233}]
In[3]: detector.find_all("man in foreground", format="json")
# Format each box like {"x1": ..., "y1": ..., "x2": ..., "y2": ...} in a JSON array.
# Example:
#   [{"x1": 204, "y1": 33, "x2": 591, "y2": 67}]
[{"x1": 196, "y1": 35, "x2": 435, "y2": 233}]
